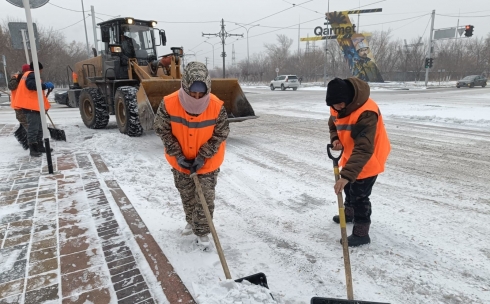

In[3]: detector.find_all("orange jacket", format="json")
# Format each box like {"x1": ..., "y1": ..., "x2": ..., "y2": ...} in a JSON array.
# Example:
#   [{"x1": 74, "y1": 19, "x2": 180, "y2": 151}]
[
  {"x1": 10, "y1": 88, "x2": 18, "y2": 110},
  {"x1": 164, "y1": 91, "x2": 226, "y2": 174},
  {"x1": 15, "y1": 71, "x2": 50, "y2": 111},
  {"x1": 331, "y1": 98, "x2": 390, "y2": 179}
]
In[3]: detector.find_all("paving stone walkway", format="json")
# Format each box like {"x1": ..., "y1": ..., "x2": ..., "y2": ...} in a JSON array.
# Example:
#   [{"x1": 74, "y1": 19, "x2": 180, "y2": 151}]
[{"x1": 0, "y1": 124, "x2": 196, "y2": 304}]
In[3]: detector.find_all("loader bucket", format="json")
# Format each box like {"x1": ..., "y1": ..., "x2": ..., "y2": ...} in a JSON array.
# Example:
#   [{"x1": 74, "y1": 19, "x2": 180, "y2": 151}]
[{"x1": 136, "y1": 78, "x2": 257, "y2": 130}]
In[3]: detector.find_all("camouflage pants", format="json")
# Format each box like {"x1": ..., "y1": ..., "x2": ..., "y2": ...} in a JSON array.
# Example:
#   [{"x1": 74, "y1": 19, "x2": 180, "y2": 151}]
[
  {"x1": 344, "y1": 175, "x2": 377, "y2": 236},
  {"x1": 172, "y1": 168, "x2": 219, "y2": 236},
  {"x1": 15, "y1": 109, "x2": 29, "y2": 130}
]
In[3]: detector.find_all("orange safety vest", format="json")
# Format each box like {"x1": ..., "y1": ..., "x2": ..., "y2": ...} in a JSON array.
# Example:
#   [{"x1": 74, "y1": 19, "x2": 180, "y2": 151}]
[
  {"x1": 164, "y1": 91, "x2": 226, "y2": 174},
  {"x1": 330, "y1": 98, "x2": 391, "y2": 179},
  {"x1": 15, "y1": 71, "x2": 50, "y2": 111},
  {"x1": 10, "y1": 86, "x2": 18, "y2": 109}
]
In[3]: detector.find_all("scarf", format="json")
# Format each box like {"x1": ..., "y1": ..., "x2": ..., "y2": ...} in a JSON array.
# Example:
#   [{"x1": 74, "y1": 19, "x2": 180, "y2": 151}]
[{"x1": 178, "y1": 87, "x2": 210, "y2": 115}]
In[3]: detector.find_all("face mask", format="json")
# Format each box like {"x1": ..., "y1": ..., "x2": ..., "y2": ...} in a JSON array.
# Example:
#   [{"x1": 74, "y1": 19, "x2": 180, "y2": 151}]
[{"x1": 336, "y1": 107, "x2": 347, "y2": 116}]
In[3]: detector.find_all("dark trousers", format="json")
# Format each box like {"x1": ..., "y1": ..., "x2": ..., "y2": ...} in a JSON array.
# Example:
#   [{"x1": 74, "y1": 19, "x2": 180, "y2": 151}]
[
  {"x1": 344, "y1": 175, "x2": 378, "y2": 225},
  {"x1": 23, "y1": 109, "x2": 43, "y2": 144}
]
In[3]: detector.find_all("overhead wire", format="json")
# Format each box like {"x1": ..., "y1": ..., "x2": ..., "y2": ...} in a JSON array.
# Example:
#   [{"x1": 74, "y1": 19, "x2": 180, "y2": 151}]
[
  {"x1": 48, "y1": 2, "x2": 88, "y2": 13},
  {"x1": 52, "y1": 17, "x2": 89, "y2": 32},
  {"x1": 436, "y1": 13, "x2": 490, "y2": 18}
]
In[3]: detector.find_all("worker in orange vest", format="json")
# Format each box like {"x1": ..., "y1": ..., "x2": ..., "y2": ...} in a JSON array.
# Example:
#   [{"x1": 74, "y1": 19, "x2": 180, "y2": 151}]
[
  {"x1": 154, "y1": 62, "x2": 230, "y2": 247},
  {"x1": 327, "y1": 77, "x2": 391, "y2": 247},
  {"x1": 8, "y1": 64, "x2": 31, "y2": 149},
  {"x1": 16, "y1": 61, "x2": 54, "y2": 157}
]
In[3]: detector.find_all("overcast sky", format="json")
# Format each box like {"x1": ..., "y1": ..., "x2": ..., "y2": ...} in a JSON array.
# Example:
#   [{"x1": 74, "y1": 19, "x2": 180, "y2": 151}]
[{"x1": 2, "y1": 0, "x2": 490, "y2": 65}]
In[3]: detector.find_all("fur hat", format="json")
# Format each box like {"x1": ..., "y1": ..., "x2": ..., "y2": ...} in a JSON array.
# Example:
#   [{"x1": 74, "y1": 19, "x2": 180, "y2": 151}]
[{"x1": 29, "y1": 61, "x2": 43, "y2": 71}]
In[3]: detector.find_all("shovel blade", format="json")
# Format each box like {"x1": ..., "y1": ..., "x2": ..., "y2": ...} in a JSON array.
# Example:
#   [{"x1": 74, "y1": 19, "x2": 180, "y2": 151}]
[
  {"x1": 311, "y1": 297, "x2": 390, "y2": 304},
  {"x1": 234, "y1": 272, "x2": 269, "y2": 289},
  {"x1": 48, "y1": 127, "x2": 66, "y2": 141}
]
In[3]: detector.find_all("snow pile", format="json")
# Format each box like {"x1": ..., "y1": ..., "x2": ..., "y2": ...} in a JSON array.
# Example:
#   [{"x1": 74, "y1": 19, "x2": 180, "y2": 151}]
[{"x1": 193, "y1": 279, "x2": 276, "y2": 304}]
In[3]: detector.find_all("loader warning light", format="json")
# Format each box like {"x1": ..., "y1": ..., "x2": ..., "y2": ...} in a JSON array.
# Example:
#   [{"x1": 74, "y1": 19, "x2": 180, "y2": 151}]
[
  {"x1": 151, "y1": 21, "x2": 157, "y2": 27},
  {"x1": 110, "y1": 46, "x2": 122, "y2": 53},
  {"x1": 127, "y1": 18, "x2": 134, "y2": 25}
]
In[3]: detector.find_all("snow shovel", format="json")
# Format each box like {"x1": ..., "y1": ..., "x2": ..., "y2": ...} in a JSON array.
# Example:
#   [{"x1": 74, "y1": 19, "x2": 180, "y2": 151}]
[
  {"x1": 189, "y1": 166, "x2": 272, "y2": 293},
  {"x1": 313, "y1": 145, "x2": 390, "y2": 304},
  {"x1": 44, "y1": 89, "x2": 66, "y2": 141},
  {"x1": 46, "y1": 112, "x2": 66, "y2": 141},
  {"x1": 14, "y1": 124, "x2": 29, "y2": 150}
]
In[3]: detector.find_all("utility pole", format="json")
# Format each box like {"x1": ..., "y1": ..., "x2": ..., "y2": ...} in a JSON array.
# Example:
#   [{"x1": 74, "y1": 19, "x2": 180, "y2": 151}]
[
  {"x1": 81, "y1": 0, "x2": 91, "y2": 58},
  {"x1": 425, "y1": 10, "x2": 435, "y2": 87},
  {"x1": 323, "y1": 0, "x2": 330, "y2": 87},
  {"x1": 2, "y1": 55, "x2": 7, "y2": 88},
  {"x1": 91, "y1": 6, "x2": 98, "y2": 55},
  {"x1": 203, "y1": 19, "x2": 243, "y2": 78},
  {"x1": 232, "y1": 44, "x2": 236, "y2": 67},
  {"x1": 205, "y1": 57, "x2": 209, "y2": 67},
  {"x1": 20, "y1": 29, "x2": 30, "y2": 64}
]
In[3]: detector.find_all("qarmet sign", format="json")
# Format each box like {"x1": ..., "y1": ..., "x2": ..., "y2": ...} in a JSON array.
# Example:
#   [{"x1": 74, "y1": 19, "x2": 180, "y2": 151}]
[{"x1": 314, "y1": 24, "x2": 357, "y2": 36}]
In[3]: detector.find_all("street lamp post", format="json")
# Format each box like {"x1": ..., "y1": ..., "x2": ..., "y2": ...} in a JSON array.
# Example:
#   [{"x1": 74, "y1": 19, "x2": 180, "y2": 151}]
[
  {"x1": 81, "y1": 0, "x2": 91, "y2": 58},
  {"x1": 234, "y1": 23, "x2": 260, "y2": 63},
  {"x1": 204, "y1": 40, "x2": 220, "y2": 69}
]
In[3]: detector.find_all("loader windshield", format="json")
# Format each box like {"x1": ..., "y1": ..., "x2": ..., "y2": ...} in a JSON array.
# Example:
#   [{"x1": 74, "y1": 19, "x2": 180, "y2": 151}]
[{"x1": 121, "y1": 24, "x2": 156, "y2": 60}]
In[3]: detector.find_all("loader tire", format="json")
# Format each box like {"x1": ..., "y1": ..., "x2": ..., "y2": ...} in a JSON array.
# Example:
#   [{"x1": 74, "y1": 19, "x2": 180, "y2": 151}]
[
  {"x1": 79, "y1": 88, "x2": 109, "y2": 129},
  {"x1": 115, "y1": 86, "x2": 143, "y2": 137}
]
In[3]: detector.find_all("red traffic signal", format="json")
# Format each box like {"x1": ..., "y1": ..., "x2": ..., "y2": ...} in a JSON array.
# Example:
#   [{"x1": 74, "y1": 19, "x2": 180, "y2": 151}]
[{"x1": 464, "y1": 25, "x2": 474, "y2": 37}]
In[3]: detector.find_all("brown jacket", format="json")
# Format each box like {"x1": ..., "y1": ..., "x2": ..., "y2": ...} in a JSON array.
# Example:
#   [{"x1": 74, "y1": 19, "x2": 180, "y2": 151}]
[{"x1": 328, "y1": 77, "x2": 379, "y2": 182}]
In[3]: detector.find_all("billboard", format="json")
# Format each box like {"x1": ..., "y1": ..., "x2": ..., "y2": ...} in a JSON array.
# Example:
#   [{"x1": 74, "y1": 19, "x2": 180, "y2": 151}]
[{"x1": 324, "y1": 11, "x2": 384, "y2": 82}]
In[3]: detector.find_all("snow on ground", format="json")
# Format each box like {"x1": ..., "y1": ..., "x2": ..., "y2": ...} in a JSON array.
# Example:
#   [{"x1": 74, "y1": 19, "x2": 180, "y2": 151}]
[
  {"x1": 1, "y1": 86, "x2": 489, "y2": 303},
  {"x1": 241, "y1": 80, "x2": 457, "y2": 92}
]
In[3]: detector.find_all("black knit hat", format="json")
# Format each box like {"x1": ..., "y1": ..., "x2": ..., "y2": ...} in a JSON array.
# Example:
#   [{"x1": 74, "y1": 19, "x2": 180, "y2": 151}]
[
  {"x1": 326, "y1": 78, "x2": 355, "y2": 106},
  {"x1": 29, "y1": 61, "x2": 43, "y2": 71}
]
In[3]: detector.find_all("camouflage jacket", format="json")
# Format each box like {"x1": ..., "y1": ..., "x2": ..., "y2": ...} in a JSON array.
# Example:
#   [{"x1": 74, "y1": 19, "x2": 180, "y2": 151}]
[
  {"x1": 7, "y1": 74, "x2": 21, "y2": 91},
  {"x1": 154, "y1": 99, "x2": 230, "y2": 159},
  {"x1": 328, "y1": 77, "x2": 379, "y2": 182}
]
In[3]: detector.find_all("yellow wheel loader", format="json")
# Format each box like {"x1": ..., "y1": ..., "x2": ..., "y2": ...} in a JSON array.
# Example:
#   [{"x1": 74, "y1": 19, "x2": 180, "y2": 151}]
[{"x1": 66, "y1": 17, "x2": 257, "y2": 136}]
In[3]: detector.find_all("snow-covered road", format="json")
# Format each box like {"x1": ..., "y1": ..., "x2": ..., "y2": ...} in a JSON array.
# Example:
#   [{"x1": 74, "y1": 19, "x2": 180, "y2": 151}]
[{"x1": 1, "y1": 86, "x2": 489, "y2": 303}]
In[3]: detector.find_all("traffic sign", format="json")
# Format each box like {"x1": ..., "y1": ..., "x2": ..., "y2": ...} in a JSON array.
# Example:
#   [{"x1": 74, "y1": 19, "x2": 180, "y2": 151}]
[
  {"x1": 6, "y1": 0, "x2": 49, "y2": 8},
  {"x1": 8, "y1": 22, "x2": 39, "y2": 50},
  {"x1": 457, "y1": 28, "x2": 465, "y2": 36},
  {"x1": 275, "y1": 68, "x2": 279, "y2": 73}
]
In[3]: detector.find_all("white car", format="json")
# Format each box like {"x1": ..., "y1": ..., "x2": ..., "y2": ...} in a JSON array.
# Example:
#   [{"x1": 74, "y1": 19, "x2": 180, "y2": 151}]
[{"x1": 270, "y1": 75, "x2": 299, "y2": 91}]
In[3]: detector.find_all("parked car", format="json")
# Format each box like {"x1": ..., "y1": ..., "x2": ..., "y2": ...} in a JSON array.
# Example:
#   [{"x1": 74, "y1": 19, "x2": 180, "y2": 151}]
[
  {"x1": 456, "y1": 75, "x2": 487, "y2": 88},
  {"x1": 270, "y1": 75, "x2": 300, "y2": 91},
  {"x1": 54, "y1": 90, "x2": 75, "y2": 108}
]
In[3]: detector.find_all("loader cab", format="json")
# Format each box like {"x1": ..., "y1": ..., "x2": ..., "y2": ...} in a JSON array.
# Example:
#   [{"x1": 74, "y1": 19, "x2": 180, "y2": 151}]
[{"x1": 99, "y1": 17, "x2": 166, "y2": 79}]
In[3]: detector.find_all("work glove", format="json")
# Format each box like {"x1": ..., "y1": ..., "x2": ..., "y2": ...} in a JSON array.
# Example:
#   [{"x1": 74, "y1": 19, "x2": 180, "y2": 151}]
[
  {"x1": 177, "y1": 155, "x2": 194, "y2": 170},
  {"x1": 191, "y1": 155, "x2": 205, "y2": 172},
  {"x1": 44, "y1": 82, "x2": 54, "y2": 90}
]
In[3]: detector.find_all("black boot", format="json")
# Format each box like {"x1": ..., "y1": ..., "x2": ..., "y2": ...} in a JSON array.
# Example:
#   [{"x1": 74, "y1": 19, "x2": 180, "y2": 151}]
[
  {"x1": 340, "y1": 223, "x2": 371, "y2": 247},
  {"x1": 37, "y1": 140, "x2": 53, "y2": 153},
  {"x1": 29, "y1": 143, "x2": 42, "y2": 157},
  {"x1": 332, "y1": 206, "x2": 354, "y2": 224}
]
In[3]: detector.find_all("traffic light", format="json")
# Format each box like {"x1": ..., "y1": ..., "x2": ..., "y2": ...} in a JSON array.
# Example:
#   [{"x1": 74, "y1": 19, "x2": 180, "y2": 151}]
[
  {"x1": 425, "y1": 58, "x2": 434, "y2": 69},
  {"x1": 464, "y1": 25, "x2": 474, "y2": 37}
]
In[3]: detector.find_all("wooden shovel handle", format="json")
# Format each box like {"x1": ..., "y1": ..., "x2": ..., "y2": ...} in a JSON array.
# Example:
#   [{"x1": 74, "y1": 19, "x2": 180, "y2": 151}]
[{"x1": 191, "y1": 172, "x2": 232, "y2": 280}]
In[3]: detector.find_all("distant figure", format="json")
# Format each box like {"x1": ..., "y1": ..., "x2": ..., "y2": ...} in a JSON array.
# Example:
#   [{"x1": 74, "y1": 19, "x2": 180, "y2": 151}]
[
  {"x1": 121, "y1": 33, "x2": 139, "y2": 58},
  {"x1": 15, "y1": 61, "x2": 54, "y2": 157},
  {"x1": 154, "y1": 62, "x2": 230, "y2": 248},
  {"x1": 299, "y1": 76, "x2": 303, "y2": 85},
  {"x1": 9, "y1": 64, "x2": 31, "y2": 148}
]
